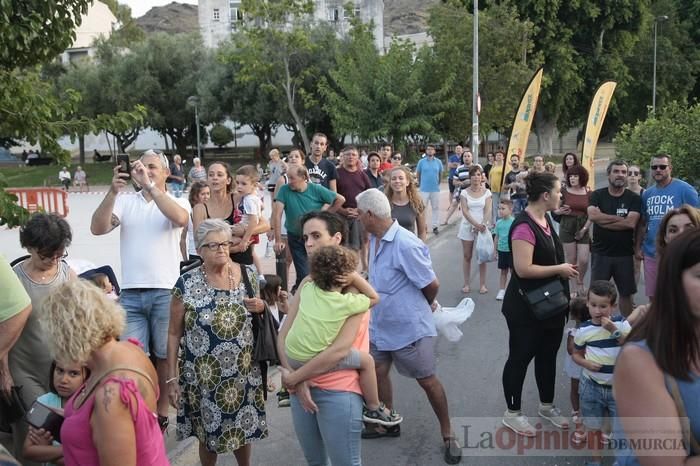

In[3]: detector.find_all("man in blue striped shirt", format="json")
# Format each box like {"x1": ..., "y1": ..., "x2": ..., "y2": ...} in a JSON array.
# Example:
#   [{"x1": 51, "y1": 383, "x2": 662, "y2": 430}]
[{"x1": 573, "y1": 280, "x2": 631, "y2": 466}]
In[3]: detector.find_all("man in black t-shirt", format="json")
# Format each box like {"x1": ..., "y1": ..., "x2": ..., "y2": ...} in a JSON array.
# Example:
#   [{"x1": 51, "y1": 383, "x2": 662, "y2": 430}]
[
  {"x1": 305, "y1": 132, "x2": 338, "y2": 191},
  {"x1": 504, "y1": 155, "x2": 527, "y2": 214},
  {"x1": 587, "y1": 160, "x2": 641, "y2": 316}
]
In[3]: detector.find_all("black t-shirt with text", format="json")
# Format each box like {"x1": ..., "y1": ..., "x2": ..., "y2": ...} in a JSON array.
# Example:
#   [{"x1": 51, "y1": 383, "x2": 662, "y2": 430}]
[
  {"x1": 589, "y1": 188, "x2": 641, "y2": 256},
  {"x1": 305, "y1": 158, "x2": 338, "y2": 189}
]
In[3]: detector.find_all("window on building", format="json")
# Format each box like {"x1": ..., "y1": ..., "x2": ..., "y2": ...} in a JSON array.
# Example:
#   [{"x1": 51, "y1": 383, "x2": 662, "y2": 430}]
[
  {"x1": 353, "y1": 5, "x2": 361, "y2": 17},
  {"x1": 329, "y1": 7, "x2": 340, "y2": 22},
  {"x1": 230, "y1": 6, "x2": 243, "y2": 24},
  {"x1": 213, "y1": 8, "x2": 220, "y2": 21}
]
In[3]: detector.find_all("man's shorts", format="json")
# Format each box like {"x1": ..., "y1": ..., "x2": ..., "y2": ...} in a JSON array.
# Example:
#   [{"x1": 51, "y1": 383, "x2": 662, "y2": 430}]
[
  {"x1": 370, "y1": 336, "x2": 436, "y2": 379},
  {"x1": 643, "y1": 255, "x2": 657, "y2": 297},
  {"x1": 120, "y1": 288, "x2": 171, "y2": 359},
  {"x1": 590, "y1": 253, "x2": 637, "y2": 296},
  {"x1": 579, "y1": 376, "x2": 617, "y2": 431},
  {"x1": 497, "y1": 250, "x2": 512, "y2": 270}
]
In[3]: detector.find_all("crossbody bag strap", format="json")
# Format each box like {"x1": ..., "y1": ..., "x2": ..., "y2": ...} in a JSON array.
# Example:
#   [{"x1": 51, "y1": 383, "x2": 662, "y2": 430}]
[{"x1": 665, "y1": 374, "x2": 700, "y2": 454}]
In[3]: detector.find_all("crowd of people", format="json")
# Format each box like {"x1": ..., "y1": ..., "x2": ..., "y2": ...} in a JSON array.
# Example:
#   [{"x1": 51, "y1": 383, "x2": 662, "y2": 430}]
[{"x1": 2, "y1": 138, "x2": 700, "y2": 466}]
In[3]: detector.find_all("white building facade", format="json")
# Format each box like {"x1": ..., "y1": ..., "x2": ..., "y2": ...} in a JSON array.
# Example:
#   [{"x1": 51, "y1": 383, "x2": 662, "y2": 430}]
[
  {"x1": 60, "y1": 1, "x2": 118, "y2": 64},
  {"x1": 199, "y1": 0, "x2": 384, "y2": 51}
]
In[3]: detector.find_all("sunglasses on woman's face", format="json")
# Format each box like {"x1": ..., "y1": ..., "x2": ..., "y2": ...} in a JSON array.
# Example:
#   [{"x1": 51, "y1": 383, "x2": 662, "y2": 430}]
[
  {"x1": 628, "y1": 171, "x2": 640, "y2": 176},
  {"x1": 392, "y1": 156, "x2": 401, "y2": 160}
]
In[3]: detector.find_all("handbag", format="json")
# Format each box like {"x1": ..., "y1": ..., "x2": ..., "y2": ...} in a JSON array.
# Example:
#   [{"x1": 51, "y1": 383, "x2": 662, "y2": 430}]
[
  {"x1": 0, "y1": 386, "x2": 27, "y2": 430},
  {"x1": 519, "y1": 279, "x2": 569, "y2": 320},
  {"x1": 239, "y1": 265, "x2": 280, "y2": 365}
]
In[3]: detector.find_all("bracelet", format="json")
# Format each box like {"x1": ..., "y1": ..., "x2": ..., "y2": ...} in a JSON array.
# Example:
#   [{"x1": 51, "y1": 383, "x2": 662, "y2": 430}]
[{"x1": 166, "y1": 377, "x2": 178, "y2": 384}]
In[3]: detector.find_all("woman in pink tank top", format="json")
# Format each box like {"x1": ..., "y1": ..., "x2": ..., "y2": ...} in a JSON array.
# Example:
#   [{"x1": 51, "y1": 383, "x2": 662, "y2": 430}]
[{"x1": 41, "y1": 280, "x2": 170, "y2": 466}]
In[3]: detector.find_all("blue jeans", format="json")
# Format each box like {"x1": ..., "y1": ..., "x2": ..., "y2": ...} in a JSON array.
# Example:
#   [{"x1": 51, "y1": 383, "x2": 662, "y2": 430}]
[
  {"x1": 512, "y1": 196, "x2": 528, "y2": 215},
  {"x1": 291, "y1": 388, "x2": 363, "y2": 466},
  {"x1": 167, "y1": 182, "x2": 185, "y2": 198},
  {"x1": 287, "y1": 232, "x2": 308, "y2": 289},
  {"x1": 119, "y1": 288, "x2": 171, "y2": 359},
  {"x1": 579, "y1": 376, "x2": 617, "y2": 431}
]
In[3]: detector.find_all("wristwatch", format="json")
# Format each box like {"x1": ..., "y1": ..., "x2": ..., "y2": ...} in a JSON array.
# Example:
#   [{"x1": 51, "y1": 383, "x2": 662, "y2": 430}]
[{"x1": 611, "y1": 329, "x2": 622, "y2": 339}]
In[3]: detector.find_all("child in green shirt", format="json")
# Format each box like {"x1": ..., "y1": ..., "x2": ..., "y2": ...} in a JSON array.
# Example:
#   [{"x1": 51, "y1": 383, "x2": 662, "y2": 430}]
[
  {"x1": 494, "y1": 199, "x2": 515, "y2": 300},
  {"x1": 285, "y1": 245, "x2": 402, "y2": 426}
]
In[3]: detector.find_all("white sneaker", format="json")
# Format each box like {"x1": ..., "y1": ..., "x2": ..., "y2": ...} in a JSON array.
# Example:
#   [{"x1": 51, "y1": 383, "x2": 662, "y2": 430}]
[
  {"x1": 538, "y1": 404, "x2": 570, "y2": 429},
  {"x1": 496, "y1": 289, "x2": 506, "y2": 300},
  {"x1": 502, "y1": 411, "x2": 536, "y2": 437}
]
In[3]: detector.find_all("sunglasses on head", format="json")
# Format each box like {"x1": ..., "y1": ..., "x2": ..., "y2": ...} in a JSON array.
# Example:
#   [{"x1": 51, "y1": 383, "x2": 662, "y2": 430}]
[{"x1": 651, "y1": 165, "x2": 668, "y2": 171}]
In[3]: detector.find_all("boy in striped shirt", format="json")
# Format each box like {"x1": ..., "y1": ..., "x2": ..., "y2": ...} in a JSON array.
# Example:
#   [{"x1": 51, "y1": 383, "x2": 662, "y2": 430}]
[{"x1": 573, "y1": 280, "x2": 631, "y2": 466}]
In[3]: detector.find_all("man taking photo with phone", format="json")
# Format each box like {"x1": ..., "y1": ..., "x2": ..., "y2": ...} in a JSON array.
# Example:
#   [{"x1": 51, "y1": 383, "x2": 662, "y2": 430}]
[{"x1": 90, "y1": 150, "x2": 190, "y2": 430}]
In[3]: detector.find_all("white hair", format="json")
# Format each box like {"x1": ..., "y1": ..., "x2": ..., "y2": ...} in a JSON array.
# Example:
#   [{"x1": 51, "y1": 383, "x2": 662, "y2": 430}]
[
  {"x1": 196, "y1": 219, "x2": 231, "y2": 248},
  {"x1": 141, "y1": 149, "x2": 169, "y2": 169},
  {"x1": 356, "y1": 188, "x2": 392, "y2": 219},
  {"x1": 193, "y1": 157, "x2": 201, "y2": 165}
]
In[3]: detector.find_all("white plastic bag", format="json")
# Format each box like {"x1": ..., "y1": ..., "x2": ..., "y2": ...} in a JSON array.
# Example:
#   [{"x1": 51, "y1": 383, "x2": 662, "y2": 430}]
[
  {"x1": 433, "y1": 298, "x2": 475, "y2": 342},
  {"x1": 476, "y1": 230, "x2": 495, "y2": 264}
]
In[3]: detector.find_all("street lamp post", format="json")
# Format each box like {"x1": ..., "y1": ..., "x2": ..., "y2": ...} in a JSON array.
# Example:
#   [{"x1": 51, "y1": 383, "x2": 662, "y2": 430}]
[
  {"x1": 471, "y1": 0, "x2": 480, "y2": 164},
  {"x1": 652, "y1": 15, "x2": 669, "y2": 115},
  {"x1": 187, "y1": 95, "x2": 202, "y2": 161}
]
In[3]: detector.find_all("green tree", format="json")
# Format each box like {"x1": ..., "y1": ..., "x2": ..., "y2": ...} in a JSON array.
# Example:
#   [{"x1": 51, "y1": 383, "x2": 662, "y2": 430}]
[
  {"x1": 425, "y1": 1, "x2": 537, "y2": 146},
  {"x1": 210, "y1": 124, "x2": 235, "y2": 148},
  {"x1": 321, "y1": 18, "x2": 439, "y2": 145},
  {"x1": 126, "y1": 33, "x2": 211, "y2": 157},
  {"x1": 101, "y1": 0, "x2": 145, "y2": 45},
  {"x1": 200, "y1": 41, "x2": 283, "y2": 156},
  {"x1": 503, "y1": 0, "x2": 649, "y2": 154},
  {"x1": 615, "y1": 101, "x2": 700, "y2": 186},
  {"x1": 232, "y1": 0, "x2": 338, "y2": 155}
]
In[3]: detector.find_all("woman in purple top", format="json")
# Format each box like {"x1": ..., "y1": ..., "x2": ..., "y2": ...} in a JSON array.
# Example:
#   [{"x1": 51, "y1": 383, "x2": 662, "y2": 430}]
[{"x1": 501, "y1": 172, "x2": 578, "y2": 437}]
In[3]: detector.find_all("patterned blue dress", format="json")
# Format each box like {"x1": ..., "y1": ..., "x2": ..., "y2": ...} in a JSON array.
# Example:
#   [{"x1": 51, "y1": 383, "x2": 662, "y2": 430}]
[{"x1": 172, "y1": 266, "x2": 267, "y2": 453}]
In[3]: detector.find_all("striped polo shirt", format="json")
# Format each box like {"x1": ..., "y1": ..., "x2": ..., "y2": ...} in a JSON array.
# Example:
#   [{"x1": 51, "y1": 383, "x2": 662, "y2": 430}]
[{"x1": 574, "y1": 316, "x2": 631, "y2": 385}]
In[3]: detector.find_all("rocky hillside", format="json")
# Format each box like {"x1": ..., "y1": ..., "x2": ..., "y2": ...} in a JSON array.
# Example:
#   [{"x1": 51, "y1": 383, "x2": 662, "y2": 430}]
[
  {"x1": 383, "y1": 0, "x2": 438, "y2": 36},
  {"x1": 134, "y1": 1, "x2": 436, "y2": 36},
  {"x1": 134, "y1": 2, "x2": 199, "y2": 35}
]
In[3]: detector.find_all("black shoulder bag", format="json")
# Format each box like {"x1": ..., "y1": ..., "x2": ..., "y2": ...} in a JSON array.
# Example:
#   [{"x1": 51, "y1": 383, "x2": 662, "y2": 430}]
[
  {"x1": 517, "y1": 218, "x2": 569, "y2": 320},
  {"x1": 239, "y1": 265, "x2": 280, "y2": 365}
]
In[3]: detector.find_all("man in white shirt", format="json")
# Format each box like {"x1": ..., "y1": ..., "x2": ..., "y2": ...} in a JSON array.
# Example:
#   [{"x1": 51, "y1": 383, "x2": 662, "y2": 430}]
[{"x1": 90, "y1": 150, "x2": 190, "y2": 427}]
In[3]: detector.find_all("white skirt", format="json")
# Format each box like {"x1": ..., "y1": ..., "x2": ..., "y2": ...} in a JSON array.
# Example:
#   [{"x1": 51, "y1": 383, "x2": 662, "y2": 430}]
[
  {"x1": 564, "y1": 353, "x2": 583, "y2": 380},
  {"x1": 457, "y1": 220, "x2": 478, "y2": 241}
]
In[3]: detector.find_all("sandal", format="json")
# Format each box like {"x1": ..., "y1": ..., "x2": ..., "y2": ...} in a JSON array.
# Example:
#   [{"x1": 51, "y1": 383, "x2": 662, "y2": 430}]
[
  {"x1": 461, "y1": 286, "x2": 470, "y2": 293},
  {"x1": 443, "y1": 436, "x2": 462, "y2": 464},
  {"x1": 479, "y1": 287, "x2": 488, "y2": 294}
]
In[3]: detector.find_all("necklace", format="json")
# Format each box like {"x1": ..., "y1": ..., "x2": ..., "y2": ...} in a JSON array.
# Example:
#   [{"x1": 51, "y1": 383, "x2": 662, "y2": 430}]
[
  {"x1": 201, "y1": 262, "x2": 235, "y2": 293},
  {"x1": 25, "y1": 259, "x2": 58, "y2": 283}
]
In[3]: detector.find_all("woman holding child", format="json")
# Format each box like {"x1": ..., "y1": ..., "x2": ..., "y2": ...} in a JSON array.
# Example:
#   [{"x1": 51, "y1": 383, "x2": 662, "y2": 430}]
[
  {"x1": 167, "y1": 219, "x2": 268, "y2": 466},
  {"x1": 278, "y1": 211, "x2": 400, "y2": 466},
  {"x1": 500, "y1": 172, "x2": 578, "y2": 437}
]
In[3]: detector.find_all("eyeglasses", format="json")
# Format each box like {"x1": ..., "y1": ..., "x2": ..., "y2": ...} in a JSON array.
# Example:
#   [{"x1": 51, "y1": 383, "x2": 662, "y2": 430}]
[
  {"x1": 39, "y1": 251, "x2": 68, "y2": 262},
  {"x1": 201, "y1": 241, "x2": 233, "y2": 251},
  {"x1": 392, "y1": 156, "x2": 402, "y2": 160},
  {"x1": 651, "y1": 165, "x2": 668, "y2": 171},
  {"x1": 628, "y1": 171, "x2": 640, "y2": 176}
]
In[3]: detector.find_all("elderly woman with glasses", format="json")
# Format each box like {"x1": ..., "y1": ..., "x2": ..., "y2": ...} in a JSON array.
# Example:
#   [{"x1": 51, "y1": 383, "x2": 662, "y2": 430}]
[
  {"x1": 167, "y1": 219, "x2": 268, "y2": 466},
  {"x1": 8, "y1": 212, "x2": 76, "y2": 464}
]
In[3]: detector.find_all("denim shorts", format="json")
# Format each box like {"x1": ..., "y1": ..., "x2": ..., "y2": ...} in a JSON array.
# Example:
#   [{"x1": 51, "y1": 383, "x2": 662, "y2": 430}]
[
  {"x1": 579, "y1": 375, "x2": 618, "y2": 430},
  {"x1": 119, "y1": 288, "x2": 172, "y2": 359}
]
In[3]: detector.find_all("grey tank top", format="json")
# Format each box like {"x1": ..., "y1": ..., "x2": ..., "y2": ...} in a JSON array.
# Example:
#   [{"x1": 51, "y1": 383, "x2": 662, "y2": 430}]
[
  {"x1": 616, "y1": 340, "x2": 700, "y2": 464},
  {"x1": 10, "y1": 260, "x2": 72, "y2": 398},
  {"x1": 391, "y1": 202, "x2": 417, "y2": 234}
]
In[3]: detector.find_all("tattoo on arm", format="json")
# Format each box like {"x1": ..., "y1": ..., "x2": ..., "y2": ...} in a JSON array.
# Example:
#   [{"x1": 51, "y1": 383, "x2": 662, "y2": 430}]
[
  {"x1": 110, "y1": 214, "x2": 120, "y2": 227},
  {"x1": 102, "y1": 385, "x2": 115, "y2": 413}
]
